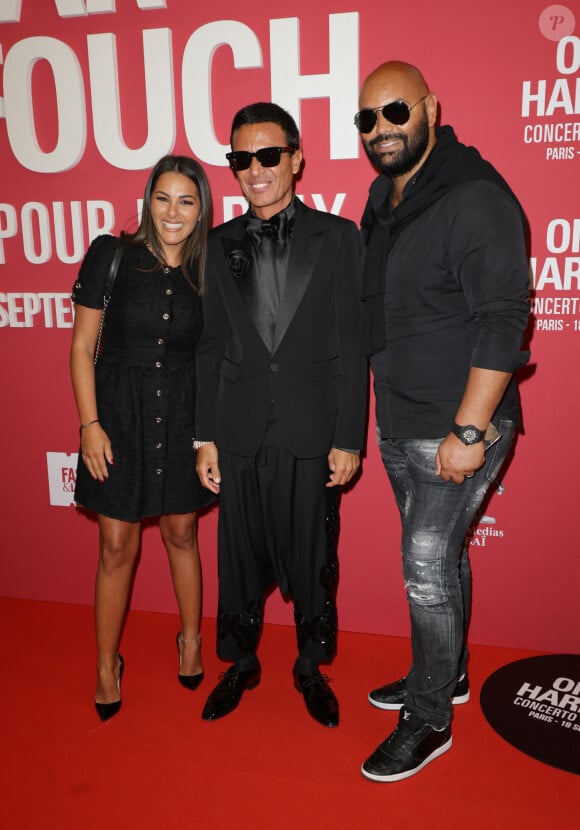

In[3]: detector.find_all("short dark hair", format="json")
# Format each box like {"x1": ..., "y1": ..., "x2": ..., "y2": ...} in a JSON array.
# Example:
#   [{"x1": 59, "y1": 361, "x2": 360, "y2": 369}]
[
  {"x1": 230, "y1": 102, "x2": 300, "y2": 150},
  {"x1": 124, "y1": 155, "x2": 212, "y2": 292}
]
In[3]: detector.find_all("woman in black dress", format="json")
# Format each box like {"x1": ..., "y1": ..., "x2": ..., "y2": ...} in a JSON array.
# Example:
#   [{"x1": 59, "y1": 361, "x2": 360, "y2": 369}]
[{"x1": 70, "y1": 156, "x2": 215, "y2": 720}]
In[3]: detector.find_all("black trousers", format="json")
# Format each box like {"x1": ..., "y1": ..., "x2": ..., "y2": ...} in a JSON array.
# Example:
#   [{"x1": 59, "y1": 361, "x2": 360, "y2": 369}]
[{"x1": 215, "y1": 413, "x2": 339, "y2": 665}]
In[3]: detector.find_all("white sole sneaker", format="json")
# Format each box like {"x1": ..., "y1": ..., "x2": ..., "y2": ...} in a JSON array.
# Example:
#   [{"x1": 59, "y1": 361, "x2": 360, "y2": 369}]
[{"x1": 361, "y1": 736, "x2": 452, "y2": 782}]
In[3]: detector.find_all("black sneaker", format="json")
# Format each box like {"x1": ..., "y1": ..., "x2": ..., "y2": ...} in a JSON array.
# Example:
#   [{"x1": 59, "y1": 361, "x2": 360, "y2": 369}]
[
  {"x1": 368, "y1": 673, "x2": 470, "y2": 710},
  {"x1": 361, "y1": 707, "x2": 452, "y2": 782}
]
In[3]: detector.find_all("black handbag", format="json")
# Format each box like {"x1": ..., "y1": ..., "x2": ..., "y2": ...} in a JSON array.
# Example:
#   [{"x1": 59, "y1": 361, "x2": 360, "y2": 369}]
[{"x1": 94, "y1": 240, "x2": 123, "y2": 364}]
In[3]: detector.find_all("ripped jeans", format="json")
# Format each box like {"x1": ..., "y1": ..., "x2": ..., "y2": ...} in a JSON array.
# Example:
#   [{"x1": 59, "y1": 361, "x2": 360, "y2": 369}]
[{"x1": 378, "y1": 419, "x2": 515, "y2": 728}]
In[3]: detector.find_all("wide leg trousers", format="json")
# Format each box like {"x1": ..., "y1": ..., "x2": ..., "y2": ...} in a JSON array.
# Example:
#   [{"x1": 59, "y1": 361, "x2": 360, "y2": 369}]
[{"x1": 215, "y1": 413, "x2": 339, "y2": 665}]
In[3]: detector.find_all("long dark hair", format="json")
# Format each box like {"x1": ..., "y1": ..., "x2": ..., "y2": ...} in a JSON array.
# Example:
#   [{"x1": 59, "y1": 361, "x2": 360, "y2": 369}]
[{"x1": 124, "y1": 155, "x2": 213, "y2": 292}]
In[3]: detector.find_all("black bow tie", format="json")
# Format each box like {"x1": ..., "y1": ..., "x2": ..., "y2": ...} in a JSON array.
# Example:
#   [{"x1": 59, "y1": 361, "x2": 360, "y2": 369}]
[{"x1": 246, "y1": 211, "x2": 293, "y2": 247}]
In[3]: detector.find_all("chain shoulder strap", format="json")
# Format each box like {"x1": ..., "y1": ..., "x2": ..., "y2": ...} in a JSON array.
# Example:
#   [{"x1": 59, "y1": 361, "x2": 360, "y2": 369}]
[{"x1": 94, "y1": 239, "x2": 123, "y2": 364}]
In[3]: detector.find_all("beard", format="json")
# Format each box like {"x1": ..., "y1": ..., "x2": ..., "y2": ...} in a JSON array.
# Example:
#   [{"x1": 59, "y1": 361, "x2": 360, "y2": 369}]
[{"x1": 363, "y1": 110, "x2": 430, "y2": 177}]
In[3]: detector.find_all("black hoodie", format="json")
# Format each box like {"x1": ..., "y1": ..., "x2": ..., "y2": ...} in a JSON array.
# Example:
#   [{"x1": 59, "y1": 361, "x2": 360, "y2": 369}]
[{"x1": 360, "y1": 125, "x2": 530, "y2": 438}]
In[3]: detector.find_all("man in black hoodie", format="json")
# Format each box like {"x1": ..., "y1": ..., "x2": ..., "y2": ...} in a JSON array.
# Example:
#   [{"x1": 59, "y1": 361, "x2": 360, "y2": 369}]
[{"x1": 356, "y1": 61, "x2": 530, "y2": 782}]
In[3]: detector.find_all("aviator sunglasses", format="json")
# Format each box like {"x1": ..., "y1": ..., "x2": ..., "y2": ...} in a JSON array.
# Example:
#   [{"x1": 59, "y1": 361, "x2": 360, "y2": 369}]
[
  {"x1": 226, "y1": 146, "x2": 295, "y2": 171},
  {"x1": 354, "y1": 95, "x2": 429, "y2": 133}
]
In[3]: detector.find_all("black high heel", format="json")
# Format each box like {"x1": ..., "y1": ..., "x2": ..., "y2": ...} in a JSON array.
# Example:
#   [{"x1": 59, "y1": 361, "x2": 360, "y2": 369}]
[
  {"x1": 95, "y1": 653, "x2": 124, "y2": 722},
  {"x1": 176, "y1": 632, "x2": 204, "y2": 690}
]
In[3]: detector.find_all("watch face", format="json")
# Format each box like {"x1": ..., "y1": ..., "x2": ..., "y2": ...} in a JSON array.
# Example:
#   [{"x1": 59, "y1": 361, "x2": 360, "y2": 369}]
[
  {"x1": 453, "y1": 423, "x2": 484, "y2": 445},
  {"x1": 463, "y1": 427, "x2": 479, "y2": 444}
]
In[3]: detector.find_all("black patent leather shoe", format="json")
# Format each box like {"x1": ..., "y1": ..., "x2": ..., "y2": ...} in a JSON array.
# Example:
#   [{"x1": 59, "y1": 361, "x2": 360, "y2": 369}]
[
  {"x1": 201, "y1": 661, "x2": 261, "y2": 721},
  {"x1": 95, "y1": 653, "x2": 124, "y2": 722},
  {"x1": 293, "y1": 667, "x2": 339, "y2": 727}
]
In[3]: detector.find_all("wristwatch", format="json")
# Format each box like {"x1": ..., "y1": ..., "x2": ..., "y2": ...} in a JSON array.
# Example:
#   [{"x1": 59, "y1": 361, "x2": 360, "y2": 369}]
[{"x1": 451, "y1": 423, "x2": 485, "y2": 446}]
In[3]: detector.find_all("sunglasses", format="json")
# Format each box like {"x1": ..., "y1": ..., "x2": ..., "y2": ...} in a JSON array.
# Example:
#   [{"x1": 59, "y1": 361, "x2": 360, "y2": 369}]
[
  {"x1": 225, "y1": 146, "x2": 295, "y2": 171},
  {"x1": 354, "y1": 95, "x2": 429, "y2": 133}
]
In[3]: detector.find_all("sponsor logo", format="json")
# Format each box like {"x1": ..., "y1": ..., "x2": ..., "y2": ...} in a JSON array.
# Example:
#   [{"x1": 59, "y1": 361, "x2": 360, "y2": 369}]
[
  {"x1": 467, "y1": 483, "x2": 505, "y2": 549},
  {"x1": 46, "y1": 451, "x2": 78, "y2": 506},
  {"x1": 468, "y1": 520, "x2": 505, "y2": 548}
]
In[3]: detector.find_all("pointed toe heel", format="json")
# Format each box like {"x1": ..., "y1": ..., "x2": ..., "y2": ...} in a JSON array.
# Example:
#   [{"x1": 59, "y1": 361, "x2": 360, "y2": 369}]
[
  {"x1": 95, "y1": 653, "x2": 124, "y2": 722},
  {"x1": 176, "y1": 632, "x2": 204, "y2": 691},
  {"x1": 95, "y1": 698, "x2": 122, "y2": 722},
  {"x1": 178, "y1": 671, "x2": 204, "y2": 691}
]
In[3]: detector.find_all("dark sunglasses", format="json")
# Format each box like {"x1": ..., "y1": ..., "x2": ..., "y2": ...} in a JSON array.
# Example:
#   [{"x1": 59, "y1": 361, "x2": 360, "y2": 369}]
[
  {"x1": 225, "y1": 146, "x2": 295, "y2": 171},
  {"x1": 354, "y1": 95, "x2": 428, "y2": 133}
]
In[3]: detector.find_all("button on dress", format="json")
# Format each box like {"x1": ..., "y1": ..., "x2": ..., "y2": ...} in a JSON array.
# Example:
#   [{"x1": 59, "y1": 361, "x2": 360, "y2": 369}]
[{"x1": 72, "y1": 234, "x2": 216, "y2": 521}]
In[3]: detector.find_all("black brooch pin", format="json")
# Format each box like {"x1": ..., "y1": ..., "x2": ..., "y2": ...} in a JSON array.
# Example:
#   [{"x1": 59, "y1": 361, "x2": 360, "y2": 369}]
[{"x1": 228, "y1": 249, "x2": 251, "y2": 279}]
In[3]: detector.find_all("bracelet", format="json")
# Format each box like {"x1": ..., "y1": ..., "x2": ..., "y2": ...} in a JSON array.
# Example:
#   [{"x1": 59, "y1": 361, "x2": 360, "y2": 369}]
[
  {"x1": 80, "y1": 419, "x2": 100, "y2": 430},
  {"x1": 192, "y1": 439, "x2": 212, "y2": 451}
]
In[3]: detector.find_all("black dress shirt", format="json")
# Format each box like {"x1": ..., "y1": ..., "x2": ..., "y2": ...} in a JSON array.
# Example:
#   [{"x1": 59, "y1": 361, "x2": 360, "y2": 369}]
[{"x1": 362, "y1": 127, "x2": 530, "y2": 439}]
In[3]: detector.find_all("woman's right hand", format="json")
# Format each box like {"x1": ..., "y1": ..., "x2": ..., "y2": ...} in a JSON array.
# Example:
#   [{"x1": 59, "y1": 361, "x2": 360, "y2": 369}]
[
  {"x1": 81, "y1": 423, "x2": 114, "y2": 482},
  {"x1": 70, "y1": 305, "x2": 113, "y2": 482}
]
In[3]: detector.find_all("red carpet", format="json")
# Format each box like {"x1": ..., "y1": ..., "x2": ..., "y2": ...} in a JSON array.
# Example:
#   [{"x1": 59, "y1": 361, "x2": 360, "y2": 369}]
[{"x1": 0, "y1": 598, "x2": 576, "y2": 829}]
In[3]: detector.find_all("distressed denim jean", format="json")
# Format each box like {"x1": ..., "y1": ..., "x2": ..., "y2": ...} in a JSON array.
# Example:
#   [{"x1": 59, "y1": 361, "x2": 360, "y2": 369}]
[{"x1": 378, "y1": 419, "x2": 515, "y2": 728}]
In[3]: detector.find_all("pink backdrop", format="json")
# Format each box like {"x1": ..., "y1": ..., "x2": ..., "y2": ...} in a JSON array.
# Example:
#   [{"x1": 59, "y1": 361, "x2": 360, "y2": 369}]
[{"x1": 1, "y1": 0, "x2": 578, "y2": 654}]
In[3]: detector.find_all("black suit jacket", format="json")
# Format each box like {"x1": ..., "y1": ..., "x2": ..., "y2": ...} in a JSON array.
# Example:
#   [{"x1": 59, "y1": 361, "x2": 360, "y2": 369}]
[{"x1": 195, "y1": 198, "x2": 367, "y2": 458}]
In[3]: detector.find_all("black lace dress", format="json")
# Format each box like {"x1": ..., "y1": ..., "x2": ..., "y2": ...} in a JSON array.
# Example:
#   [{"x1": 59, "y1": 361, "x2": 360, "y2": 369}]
[{"x1": 72, "y1": 234, "x2": 216, "y2": 521}]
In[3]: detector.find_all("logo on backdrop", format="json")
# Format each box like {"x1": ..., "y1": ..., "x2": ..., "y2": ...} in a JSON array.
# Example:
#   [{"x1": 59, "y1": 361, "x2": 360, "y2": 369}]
[
  {"x1": 524, "y1": 8, "x2": 580, "y2": 338},
  {"x1": 480, "y1": 654, "x2": 580, "y2": 775},
  {"x1": 47, "y1": 451, "x2": 78, "y2": 507},
  {"x1": 521, "y1": 6, "x2": 579, "y2": 162},
  {"x1": 529, "y1": 217, "x2": 580, "y2": 333},
  {"x1": 467, "y1": 483, "x2": 505, "y2": 550},
  {"x1": 468, "y1": 514, "x2": 505, "y2": 549}
]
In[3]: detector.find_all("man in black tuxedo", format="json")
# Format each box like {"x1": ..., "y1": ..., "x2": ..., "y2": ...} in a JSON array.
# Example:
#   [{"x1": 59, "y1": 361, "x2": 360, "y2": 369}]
[{"x1": 195, "y1": 102, "x2": 366, "y2": 726}]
